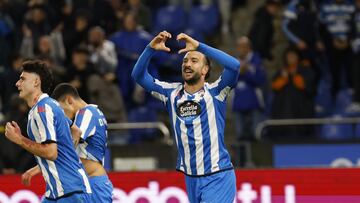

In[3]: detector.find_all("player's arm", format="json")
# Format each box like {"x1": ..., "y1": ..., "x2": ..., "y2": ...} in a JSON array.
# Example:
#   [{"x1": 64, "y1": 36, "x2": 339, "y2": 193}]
[
  {"x1": 131, "y1": 31, "x2": 172, "y2": 92},
  {"x1": 74, "y1": 109, "x2": 96, "y2": 141},
  {"x1": 177, "y1": 33, "x2": 240, "y2": 89},
  {"x1": 4, "y1": 121, "x2": 58, "y2": 161},
  {"x1": 22, "y1": 165, "x2": 41, "y2": 186}
]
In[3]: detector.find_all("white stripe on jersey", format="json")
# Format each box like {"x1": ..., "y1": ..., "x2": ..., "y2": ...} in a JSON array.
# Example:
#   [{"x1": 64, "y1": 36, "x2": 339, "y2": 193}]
[
  {"x1": 79, "y1": 109, "x2": 95, "y2": 139},
  {"x1": 36, "y1": 156, "x2": 55, "y2": 198},
  {"x1": 193, "y1": 116, "x2": 204, "y2": 174},
  {"x1": 207, "y1": 77, "x2": 221, "y2": 89},
  {"x1": 78, "y1": 168, "x2": 92, "y2": 194},
  {"x1": 45, "y1": 104, "x2": 56, "y2": 141},
  {"x1": 170, "y1": 88, "x2": 184, "y2": 172},
  {"x1": 180, "y1": 122, "x2": 192, "y2": 174},
  {"x1": 204, "y1": 92, "x2": 220, "y2": 172},
  {"x1": 154, "y1": 79, "x2": 181, "y2": 89},
  {"x1": 151, "y1": 91, "x2": 167, "y2": 103},
  {"x1": 46, "y1": 160, "x2": 64, "y2": 196},
  {"x1": 215, "y1": 86, "x2": 231, "y2": 102},
  {"x1": 34, "y1": 109, "x2": 47, "y2": 143}
]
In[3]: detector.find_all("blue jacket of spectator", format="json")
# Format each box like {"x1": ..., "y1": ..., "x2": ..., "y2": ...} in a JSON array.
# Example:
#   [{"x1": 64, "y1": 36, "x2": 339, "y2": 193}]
[{"x1": 232, "y1": 52, "x2": 266, "y2": 112}]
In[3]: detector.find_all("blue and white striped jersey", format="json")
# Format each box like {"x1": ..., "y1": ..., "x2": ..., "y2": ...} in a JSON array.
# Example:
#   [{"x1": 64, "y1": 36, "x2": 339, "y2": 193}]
[
  {"x1": 132, "y1": 43, "x2": 240, "y2": 176},
  {"x1": 74, "y1": 105, "x2": 108, "y2": 164},
  {"x1": 27, "y1": 94, "x2": 91, "y2": 199}
]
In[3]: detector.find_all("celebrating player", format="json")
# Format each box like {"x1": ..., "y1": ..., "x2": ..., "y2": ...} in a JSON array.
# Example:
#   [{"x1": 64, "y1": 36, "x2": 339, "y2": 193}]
[
  {"x1": 132, "y1": 31, "x2": 240, "y2": 203},
  {"x1": 4, "y1": 60, "x2": 92, "y2": 202}
]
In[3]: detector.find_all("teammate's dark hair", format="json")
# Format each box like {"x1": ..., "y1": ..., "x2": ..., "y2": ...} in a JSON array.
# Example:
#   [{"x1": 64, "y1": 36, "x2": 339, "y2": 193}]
[
  {"x1": 205, "y1": 56, "x2": 211, "y2": 80},
  {"x1": 51, "y1": 83, "x2": 80, "y2": 101},
  {"x1": 22, "y1": 60, "x2": 53, "y2": 93}
]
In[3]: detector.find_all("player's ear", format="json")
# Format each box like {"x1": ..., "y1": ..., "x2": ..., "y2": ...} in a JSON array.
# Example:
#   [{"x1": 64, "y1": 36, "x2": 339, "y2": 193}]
[
  {"x1": 34, "y1": 76, "x2": 41, "y2": 89},
  {"x1": 66, "y1": 95, "x2": 74, "y2": 105}
]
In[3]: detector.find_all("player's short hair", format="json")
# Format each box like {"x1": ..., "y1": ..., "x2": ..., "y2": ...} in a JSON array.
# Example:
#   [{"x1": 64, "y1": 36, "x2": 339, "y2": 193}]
[
  {"x1": 22, "y1": 60, "x2": 53, "y2": 93},
  {"x1": 51, "y1": 83, "x2": 80, "y2": 101},
  {"x1": 205, "y1": 56, "x2": 211, "y2": 80}
]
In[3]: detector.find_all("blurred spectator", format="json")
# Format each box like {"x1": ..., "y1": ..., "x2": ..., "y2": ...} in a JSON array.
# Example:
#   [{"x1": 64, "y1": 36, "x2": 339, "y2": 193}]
[
  {"x1": 20, "y1": 26, "x2": 66, "y2": 65},
  {"x1": 110, "y1": 12, "x2": 152, "y2": 109},
  {"x1": 348, "y1": 0, "x2": 360, "y2": 112},
  {"x1": 319, "y1": 0, "x2": 355, "y2": 97},
  {"x1": 65, "y1": 46, "x2": 96, "y2": 102},
  {"x1": 232, "y1": 37, "x2": 267, "y2": 141},
  {"x1": 269, "y1": 47, "x2": 316, "y2": 140},
  {"x1": 62, "y1": 10, "x2": 91, "y2": 63},
  {"x1": 248, "y1": 0, "x2": 281, "y2": 60},
  {"x1": 282, "y1": 0, "x2": 324, "y2": 79},
  {"x1": 0, "y1": 0, "x2": 15, "y2": 67},
  {"x1": 23, "y1": 5, "x2": 51, "y2": 47},
  {"x1": 72, "y1": 0, "x2": 117, "y2": 34},
  {"x1": 125, "y1": 0, "x2": 152, "y2": 32},
  {"x1": 88, "y1": 26, "x2": 118, "y2": 82},
  {"x1": 0, "y1": 95, "x2": 35, "y2": 174},
  {"x1": 87, "y1": 74, "x2": 127, "y2": 123},
  {"x1": 0, "y1": 54, "x2": 23, "y2": 115}
]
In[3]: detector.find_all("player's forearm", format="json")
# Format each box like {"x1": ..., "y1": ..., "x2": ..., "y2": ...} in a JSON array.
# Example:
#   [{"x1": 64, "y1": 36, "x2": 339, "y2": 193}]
[
  {"x1": 28, "y1": 165, "x2": 42, "y2": 176},
  {"x1": 131, "y1": 45, "x2": 157, "y2": 88},
  {"x1": 18, "y1": 137, "x2": 58, "y2": 161},
  {"x1": 197, "y1": 43, "x2": 240, "y2": 72}
]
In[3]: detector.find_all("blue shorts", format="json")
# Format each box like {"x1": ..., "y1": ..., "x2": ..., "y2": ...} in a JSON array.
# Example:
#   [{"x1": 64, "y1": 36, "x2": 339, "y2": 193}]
[
  {"x1": 89, "y1": 175, "x2": 113, "y2": 203},
  {"x1": 41, "y1": 192, "x2": 92, "y2": 203},
  {"x1": 185, "y1": 169, "x2": 236, "y2": 203}
]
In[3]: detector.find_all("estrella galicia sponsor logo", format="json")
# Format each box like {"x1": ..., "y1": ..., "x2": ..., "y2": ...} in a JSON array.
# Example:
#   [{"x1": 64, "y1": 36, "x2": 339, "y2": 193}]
[{"x1": 176, "y1": 101, "x2": 201, "y2": 118}]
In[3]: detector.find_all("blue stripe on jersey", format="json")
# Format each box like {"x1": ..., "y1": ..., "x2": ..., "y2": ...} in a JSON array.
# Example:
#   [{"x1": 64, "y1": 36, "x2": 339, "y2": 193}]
[
  {"x1": 173, "y1": 96, "x2": 187, "y2": 174},
  {"x1": 200, "y1": 105, "x2": 212, "y2": 174},
  {"x1": 186, "y1": 122, "x2": 197, "y2": 175},
  {"x1": 40, "y1": 159, "x2": 58, "y2": 198}
]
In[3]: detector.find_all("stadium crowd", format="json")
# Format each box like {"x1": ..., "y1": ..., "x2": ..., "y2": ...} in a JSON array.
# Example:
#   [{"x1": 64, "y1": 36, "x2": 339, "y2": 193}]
[{"x1": 1, "y1": 0, "x2": 360, "y2": 173}]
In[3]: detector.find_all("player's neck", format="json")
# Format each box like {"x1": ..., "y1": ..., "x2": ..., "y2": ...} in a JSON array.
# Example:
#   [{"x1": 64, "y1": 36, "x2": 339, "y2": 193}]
[
  {"x1": 75, "y1": 99, "x2": 88, "y2": 110},
  {"x1": 27, "y1": 90, "x2": 43, "y2": 108},
  {"x1": 184, "y1": 80, "x2": 205, "y2": 94}
]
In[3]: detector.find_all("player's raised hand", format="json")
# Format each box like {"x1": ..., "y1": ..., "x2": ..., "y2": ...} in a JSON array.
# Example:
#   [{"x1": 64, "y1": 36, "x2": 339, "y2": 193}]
[
  {"x1": 177, "y1": 33, "x2": 199, "y2": 54},
  {"x1": 150, "y1": 31, "x2": 171, "y2": 52}
]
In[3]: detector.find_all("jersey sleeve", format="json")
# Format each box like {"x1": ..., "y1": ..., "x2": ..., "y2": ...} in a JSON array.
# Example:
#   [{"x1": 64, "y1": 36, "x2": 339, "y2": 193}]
[
  {"x1": 132, "y1": 45, "x2": 178, "y2": 103},
  {"x1": 198, "y1": 43, "x2": 240, "y2": 101},
  {"x1": 33, "y1": 104, "x2": 57, "y2": 143},
  {"x1": 74, "y1": 108, "x2": 96, "y2": 140}
]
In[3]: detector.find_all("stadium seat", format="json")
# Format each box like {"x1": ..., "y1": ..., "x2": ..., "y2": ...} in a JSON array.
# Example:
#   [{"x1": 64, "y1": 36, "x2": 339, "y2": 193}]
[
  {"x1": 320, "y1": 115, "x2": 354, "y2": 140},
  {"x1": 315, "y1": 79, "x2": 333, "y2": 117},
  {"x1": 334, "y1": 88, "x2": 353, "y2": 114},
  {"x1": 188, "y1": 4, "x2": 219, "y2": 36},
  {"x1": 153, "y1": 5, "x2": 186, "y2": 34}
]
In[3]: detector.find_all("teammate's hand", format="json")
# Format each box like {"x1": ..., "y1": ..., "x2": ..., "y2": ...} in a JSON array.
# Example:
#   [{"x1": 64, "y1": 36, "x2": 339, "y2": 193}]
[
  {"x1": 150, "y1": 31, "x2": 171, "y2": 52},
  {"x1": 22, "y1": 166, "x2": 41, "y2": 186},
  {"x1": 177, "y1": 33, "x2": 199, "y2": 54},
  {"x1": 4, "y1": 121, "x2": 22, "y2": 145}
]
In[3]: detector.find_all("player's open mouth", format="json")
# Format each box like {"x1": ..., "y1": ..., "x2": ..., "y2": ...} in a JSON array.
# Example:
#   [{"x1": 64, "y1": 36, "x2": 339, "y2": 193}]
[{"x1": 183, "y1": 68, "x2": 193, "y2": 73}]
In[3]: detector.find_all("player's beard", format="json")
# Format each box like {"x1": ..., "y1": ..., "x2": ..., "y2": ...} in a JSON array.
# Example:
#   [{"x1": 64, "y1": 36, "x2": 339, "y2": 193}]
[{"x1": 184, "y1": 72, "x2": 201, "y2": 85}]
